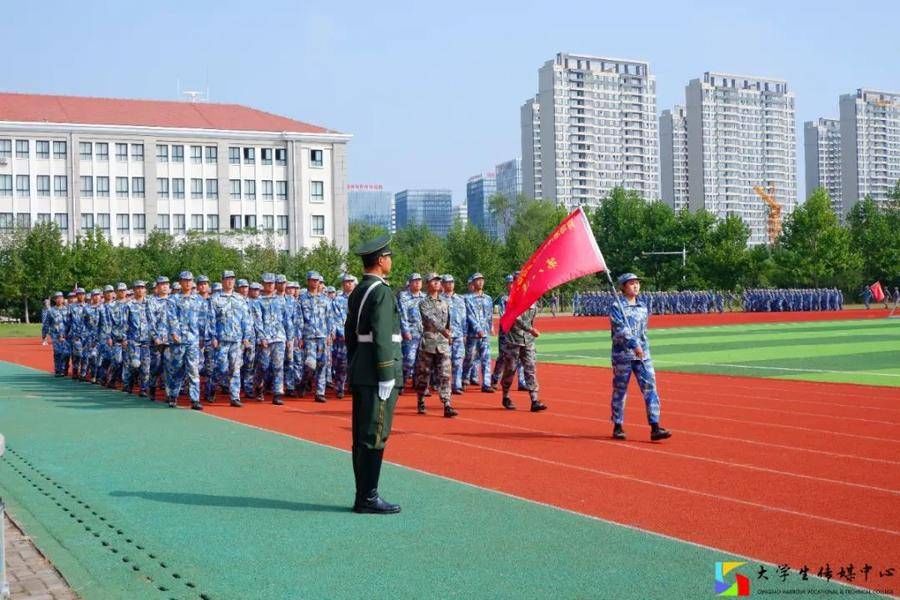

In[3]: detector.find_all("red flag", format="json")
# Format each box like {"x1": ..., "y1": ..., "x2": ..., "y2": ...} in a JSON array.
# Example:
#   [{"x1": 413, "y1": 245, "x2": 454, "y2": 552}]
[
  {"x1": 500, "y1": 207, "x2": 606, "y2": 332},
  {"x1": 870, "y1": 281, "x2": 885, "y2": 303}
]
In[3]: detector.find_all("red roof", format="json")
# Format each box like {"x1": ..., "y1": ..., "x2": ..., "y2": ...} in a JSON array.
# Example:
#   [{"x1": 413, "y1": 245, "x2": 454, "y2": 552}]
[{"x1": 0, "y1": 92, "x2": 335, "y2": 134}]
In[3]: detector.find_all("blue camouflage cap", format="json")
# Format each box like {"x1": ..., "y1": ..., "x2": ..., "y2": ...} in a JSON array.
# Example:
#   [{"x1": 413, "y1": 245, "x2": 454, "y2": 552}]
[
  {"x1": 156, "y1": 276, "x2": 169, "y2": 284},
  {"x1": 91, "y1": 288, "x2": 102, "y2": 296},
  {"x1": 133, "y1": 280, "x2": 146, "y2": 288},
  {"x1": 53, "y1": 291, "x2": 63, "y2": 298},
  {"x1": 306, "y1": 271, "x2": 321, "y2": 281},
  {"x1": 67, "y1": 291, "x2": 76, "y2": 297},
  {"x1": 222, "y1": 270, "x2": 236, "y2": 279},
  {"x1": 172, "y1": 282, "x2": 182, "y2": 291},
  {"x1": 470, "y1": 272, "x2": 485, "y2": 280},
  {"x1": 286, "y1": 281, "x2": 299, "y2": 289},
  {"x1": 75, "y1": 287, "x2": 85, "y2": 294},
  {"x1": 179, "y1": 270, "x2": 194, "y2": 280},
  {"x1": 237, "y1": 278, "x2": 249, "y2": 288},
  {"x1": 212, "y1": 282, "x2": 223, "y2": 291},
  {"x1": 116, "y1": 282, "x2": 128, "y2": 291},
  {"x1": 261, "y1": 273, "x2": 275, "y2": 284},
  {"x1": 342, "y1": 273, "x2": 357, "y2": 283},
  {"x1": 441, "y1": 274, "x2": 454, "y2": 283},
  {"x1": 249, "y1": 282, "x2": 262, "y2": 291},
  {"x1": 325, "y1": 286, "x2": 336, "y2": 293},
  {"x1": 196, "y1": 275, "x2": 209, "y2": 284},
  {"x1": 425, "y1": 272, "x2": 441, "y2": 282},
  {"x1": 275, "y1": 274, "x2": 287, "y2": 283},
  {"x1": 617, "y1": 272, "x2": 641, "y2": 288},
  {"x1": 505, "y1": 274, "x2": 514, "y2": 283},
  {"x1": 408, "y1": 273, "x2": 422, "y2": 282},
  {"x1": 103, "y1": 284, "x2": 114, "y2": 293}
]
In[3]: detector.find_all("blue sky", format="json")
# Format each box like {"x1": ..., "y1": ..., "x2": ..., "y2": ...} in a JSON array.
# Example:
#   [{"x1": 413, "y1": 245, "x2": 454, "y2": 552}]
[{"x1": 3, "y1": 0, "x2": 897, "y2": 204}]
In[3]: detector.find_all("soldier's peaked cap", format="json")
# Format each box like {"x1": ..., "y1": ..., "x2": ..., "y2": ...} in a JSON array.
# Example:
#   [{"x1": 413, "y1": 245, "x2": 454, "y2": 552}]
[{"x1": 353, "y1": 235, "x2": 392, "y2": 258}]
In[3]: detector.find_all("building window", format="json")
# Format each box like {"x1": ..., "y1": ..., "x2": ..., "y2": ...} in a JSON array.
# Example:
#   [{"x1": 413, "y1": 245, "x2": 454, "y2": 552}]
[
  {"x1": 132, "y1": 177, "x2": 145, "y2": 198},
  {"x1": 81, "y1": 213, "x2": 94, "y2": 230},
  {"x1": 36, "y1": 213, "x2": 50, "y2": 225},
  {"x1": 36, "y1": 141, "x2": 50, "y2": 159},
  {"x1": 275, "y1": 148, "x2": 286, "y2": 166},
  {"x1": 133, "y1": 213, "x2": 146, "y2": 233},
  {"x1": 276, "y1": 215, "x2": 288, "y2": 233},
  {"x1": 97, "y1": 213, "x2": 110, "y2": 233},
  {"x1": 0, "y1": 213, "x2": 13, "y2": 230},
  {"x1": 261, "y1": 148, "x2": 272, "y2": 165},
  {"x1": 15, "y1": 140, "x2": 29, "y2": 158},
  {"x1": 206, "y1": 179, "x2": 218, "y2": 199},
  {"x1": 263, "y1": 215, "x2": 274, "y2": 231},
  {"x1": 262, "y1": 180, "x2": 273, "y2": 200},
  {"x1": 190, "y1": 214, "x2": 204, "y2": 231},
  {"x1": 157, "y1": 178, "x2": 169, "y2": 198},
  {"x1": 156, "y1": 144, "x2": 168, "y2": 162},
  {"x1": 172, "y1": 145, "x2": 184, "y2": 163},
  {"x1": 230, "y1": 215, "x2": 241, "y2": 230},
  {"x1": 173, "y1": 214, "x2": 186, "y2": 233},
  {"x1": 157, "y1": 214, "x2": 170, "y2": 231},
  {"x1": 310, "y1": 149, "x2": 323, "y2": 167},
  {"x1": 80, "y1": 176, "x2": 93, "y2": 197},
  {"x1": 96, "y1": 142, "x2": 108, "y2": 161},
  {"x1": 79, "y1": 142, "x2": 92, "y2": 160},
  {"x1": 191, "y1": 178, "x2": 203, "y2": 199},
  {"x1": 310, "y1": 180, "x2": 324, "y2": 203},
  {"x1": 243, "y1": 147, "x2": 255, "y2": 164},
  {"x1": 205, "y1": 146, "x2": 217, "y2": 164},
  {"x1": 16, "y1": 213, "x2": 30, "y2": 229},
  {"x1": 116, "y1": 177, "x2": 129, "y2": 197},
  {"x1": 311, "y1": 214, "x2": 325, "y2": 236},
  {"x1": 244, "y1": 215, "x2": 256, "y2": 229},
  {"x1": 53, "y1": 141, "x2": 66, "y2": 159},
  {"x1": 115, "y1": 143, "x2": 128, "y2": 161},
  {"x1": 230, "y1": 179, "x2": 241, "y2": 199},
  {"x1": 54, "y1": 175, "x2": 68, "y2": 196},
  {"x1": 190, "y1": 145, "x2": 202, "y2": 164},
  {"x1": 131, "y1": 144, "x2": 144, "y2": 161},
  {"x1": 54, "y1": 213, "x2": 68, "y2": 232},
  {"x1": 0, "y1": 175, "x2": 11, "y2": 196},
  {"x1": 229, "y1": 147, "x2": 240, "y2": 164},
  {"x1": 244, "y1": 179, "x2": 256, "y2": 199},
  {"x1": 96, "y1": 176, "x2": 110, "y2": 197},
  {"x1": 16, "y1": 175, "x2": 30, "y2": 197},
  {"x1": 206, "y1": 214, "x2": 219, "y2": 232},
  {"x1": 276, "y1": 180, "x2": 287, "y2": 200},
  {"x1": 0, "y1": 139, "x2": 12, "y2": 158},
  {"x1": 172, "y1": 178, "x2": 185, "y2": 199},
  {"x1": 116, "y1": 213, "x2": 129, "y2": 233}
]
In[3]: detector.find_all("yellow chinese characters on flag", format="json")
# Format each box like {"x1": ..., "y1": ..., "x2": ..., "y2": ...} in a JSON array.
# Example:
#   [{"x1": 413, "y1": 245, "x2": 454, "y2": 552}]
[{"x1": 501, "y1": 207, "x2": 607, "y2": 332}]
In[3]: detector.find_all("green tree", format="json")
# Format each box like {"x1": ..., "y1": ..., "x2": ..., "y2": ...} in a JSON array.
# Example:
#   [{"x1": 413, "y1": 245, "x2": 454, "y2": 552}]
[
  {"x1": 386, "y1": 223, "x2": 448, "y2": 286},
  {"x1": 21, "y1": 222, "x2": 68, "y2": 321},
  {"x1": 176, "y1": 237, "x2": 242, "y2": 281},
  {"x1": 69, "y1": 229, "x2": 120, "y2": 290},
  {"x1": 0, "y1": 229, "x2": 28, "y2": 319},
  {"x1": 847, "y1": 196, "x2": 900, "y2": 287},
  {"x1": 773, "y1": 189, "x2": 862, "y2": 289},
  {"x1": 693, "y1": 215, "x2": 751, "y2": 290},
  {"x1": 445, "y1": 221, "x2": 506, "y2": 297},
  {"x1": 349, "y1": 222, "x2": 389, "y2": 255}
]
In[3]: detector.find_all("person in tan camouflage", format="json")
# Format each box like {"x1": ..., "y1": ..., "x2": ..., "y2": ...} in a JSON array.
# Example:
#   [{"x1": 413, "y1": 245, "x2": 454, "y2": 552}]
[
  {"x1": 498, "y1": 296, "x2": 547, "y2": 413},
  {"x1": 414, "y1": 273, "x2": 457, "y2": 418}
]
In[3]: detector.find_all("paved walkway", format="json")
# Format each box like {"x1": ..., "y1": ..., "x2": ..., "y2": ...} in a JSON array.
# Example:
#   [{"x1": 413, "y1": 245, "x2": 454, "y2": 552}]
[{"x1": 3, "y1": 511, "x2": 77, "y2": 600}]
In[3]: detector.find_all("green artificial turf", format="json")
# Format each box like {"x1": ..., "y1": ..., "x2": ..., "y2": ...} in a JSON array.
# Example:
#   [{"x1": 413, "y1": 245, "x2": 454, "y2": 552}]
[
  {"x1": 0, "y1": 362, "x2": 853, "y2": 599},
  {"x1": 532, "y1": 319, "x2": 900, "y2": 387},
  {"x1": 0, "y1": 322, "x2": 42, "y2": 337}
]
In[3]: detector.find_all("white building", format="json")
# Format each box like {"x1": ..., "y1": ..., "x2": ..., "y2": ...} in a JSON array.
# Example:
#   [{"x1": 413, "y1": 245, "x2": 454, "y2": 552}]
[
  {"x1": 686, "y1": 72, "x2": 796, "y2": 245},
  {"x1": 659, "y1": 106, "x2": 689, "y2": 212},
  {"x1": 803, "y1": 118, "x2": 842, "y2": 214},
  {"x1": 520, "y1": 97, "x2": 542, "y2": 199},
  {"x1": 839, "y1": 89, "x2": 900, "y2": 217},
  {"x1": 522, "y1": 53, "x2": 660, "y2": 208},
  {"x1": 0, "y1": 92, "x2": 351, "y2": 252}
]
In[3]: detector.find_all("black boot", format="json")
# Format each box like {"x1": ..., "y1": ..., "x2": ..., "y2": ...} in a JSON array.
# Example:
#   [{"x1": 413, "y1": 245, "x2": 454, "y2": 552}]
[
  {"x1": 612, "y1": 423, "x2": 626, "y2": 440},
  {"x1": 314, "y1": 394, "x2": 327, "y2": 403},
  {"x1": 353, "y1": 448, "x2": 400, "y2": 514},
  {"x1": 650, "y1": 424, "x2": 672, "y2": 441},
  {"x1": 529, "y1": 392, "x2": 547, "y2": 412},
  {"x1": 443, "y1": 403, "x2": 458, "y2": 418},
  {"x1": 272, "y1": 394, "x2": 284, "y2": 405},
  {"x1": 191, "y1": 401, "x2": 203, "y2": 411},
  {"x1": 502, "y1": 395, "x2": 516, "y2": 410}
]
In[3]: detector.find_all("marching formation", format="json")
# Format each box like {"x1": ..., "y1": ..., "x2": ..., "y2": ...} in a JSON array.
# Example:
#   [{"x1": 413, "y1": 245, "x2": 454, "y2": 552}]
[
  {"x1": 741, "y1": 288, "x2": 845, "y2": 312},
  {"x1": 574, "y1": 290, "x2": 731, "y2": 316}
]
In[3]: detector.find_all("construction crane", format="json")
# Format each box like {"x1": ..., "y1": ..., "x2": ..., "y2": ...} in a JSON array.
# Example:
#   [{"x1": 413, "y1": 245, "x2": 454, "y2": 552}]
[{"x1": 753, "y1": 184, "x2": 782, "y2": 244}]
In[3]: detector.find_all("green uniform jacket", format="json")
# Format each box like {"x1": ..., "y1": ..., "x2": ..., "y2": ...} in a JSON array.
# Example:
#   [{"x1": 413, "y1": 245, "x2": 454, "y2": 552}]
[{"x1": 346, "y1": 274, "x2": 403, "y2": 386}]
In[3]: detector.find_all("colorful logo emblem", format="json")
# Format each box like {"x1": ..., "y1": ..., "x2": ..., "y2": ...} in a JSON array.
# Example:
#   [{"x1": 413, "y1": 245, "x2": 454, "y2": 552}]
[{"x1": 715, "y1": 561, "x2": 751, "y2": 596}]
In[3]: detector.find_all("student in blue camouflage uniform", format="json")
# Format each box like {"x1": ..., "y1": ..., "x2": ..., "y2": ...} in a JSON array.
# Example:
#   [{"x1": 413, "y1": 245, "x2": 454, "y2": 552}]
[
  {"x1": 123, "y1": 281, "x2": 151, "y2": 395},
  {"x1": 330, "y1": 274, "x2": 356, "y2": 399},
  {"x1": 195, "y1": 275, "x2": 216, "y2": 400},
  {"x1": 439, "y1": 274, "x2": 467, "y2": 394},
  {"x1": 397, "y1": 273, "x2": 425, "y2": 387},
  {"x1": 83, "y1": 290, "x2": 103, "y2": 382},
  {"x1": 609, "y1": 273, "x2": 671, "y2": 442},
  {"x1": 103, "y1": 283, "x2": 129, "y2": 387},
  {"x1": 164, "y1": 271, "x2": 205, "y2": 410},
  {"x1": 210, "y1": 270, "x2": 251, "y2": 407},
  {"x1": 463, "y1": 273, "x2": 494, "y2": 393},
  {"x1": 66, "y1": 288, "x2": 87, "y2": 380},
  {"x1": 254, "y1": 273, "x2": 294, "y2": 405},
  {"x1": 147, "y1": 277, "x2": 172, "y2": 401},
  {"x1": 278, "y1": 276, "x2": 300, "y2": 396},
  {"x1": 41, "y1": 291, "x2": 70, "y2": 376},
  {"x1": 95, "y1": 285, "x2": 115, "y2": 385},
  {"x1": 297, "y1": 272, "x2": 332, "y2": 402},
  {"x1": 236, "y1": 279, "x2": 257, "y2": 399}
]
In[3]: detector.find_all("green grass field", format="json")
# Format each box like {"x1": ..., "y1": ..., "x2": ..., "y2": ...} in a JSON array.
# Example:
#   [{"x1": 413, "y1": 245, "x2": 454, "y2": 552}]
[
  {"x1": 0, "y1": 322, "x2": 41, "y2": 337},
  {"x1": 534, "y1": 318, "x2": 900, "y2": 387}
]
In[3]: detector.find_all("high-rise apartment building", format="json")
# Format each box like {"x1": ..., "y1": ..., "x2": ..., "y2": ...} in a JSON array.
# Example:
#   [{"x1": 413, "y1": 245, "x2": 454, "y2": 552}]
[
  {"x1": 686, "y1": 72, "x2": 796, "y2": 245},
  {"x1": 520, "y1": 97, "x2": 542, "y2": 199},
  {"x1": 659, "y1": 106, "x2": 689, "y2": 212},
  {"x1": 347, "y1": 184, "x2": 393, "y2": 232},
  {"x1": 394, "y1": 189, "x2": 452, "y2": 236},
  {"x1": 803, "y1": 118, "x2": 842, "y2": 214}
]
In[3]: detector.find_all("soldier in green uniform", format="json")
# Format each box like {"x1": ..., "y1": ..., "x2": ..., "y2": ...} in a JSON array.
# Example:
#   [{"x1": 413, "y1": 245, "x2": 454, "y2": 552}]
[{"x1": 346, "y1": 235, "x2": 402, "y2": 515}]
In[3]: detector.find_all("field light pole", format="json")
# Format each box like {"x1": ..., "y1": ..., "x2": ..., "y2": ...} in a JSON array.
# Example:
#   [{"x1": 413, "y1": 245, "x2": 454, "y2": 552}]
[
  {"x1": 641, "y1": 246, "x2": 687, "y2": 282},
  {"x1": 0, "y1": 432, "x2": 8, "y2": 600}
]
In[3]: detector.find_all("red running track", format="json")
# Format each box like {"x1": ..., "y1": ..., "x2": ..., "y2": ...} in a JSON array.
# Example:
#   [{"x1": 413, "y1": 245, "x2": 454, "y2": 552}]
[{"x1": 4, "y1": 337, "x2": 899, "y2": 593}]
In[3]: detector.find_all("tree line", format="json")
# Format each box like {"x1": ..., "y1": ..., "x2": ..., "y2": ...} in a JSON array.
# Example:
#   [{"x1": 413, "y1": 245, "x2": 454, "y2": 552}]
[{"x1": 0, "y1": 185, "x2": 897, "y2": 322}]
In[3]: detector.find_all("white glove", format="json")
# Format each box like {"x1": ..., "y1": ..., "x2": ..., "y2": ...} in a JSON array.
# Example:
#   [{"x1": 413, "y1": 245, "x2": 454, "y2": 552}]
[{"x1": 378, "y1": 379, "x2": 395, "y2": 401}]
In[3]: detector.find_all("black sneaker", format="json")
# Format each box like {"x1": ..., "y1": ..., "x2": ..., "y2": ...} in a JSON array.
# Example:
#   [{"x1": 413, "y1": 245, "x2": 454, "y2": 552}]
[
  {"x1": 314, "y1": 395, "x2": 327, "y2": 403},
  {"x1": 191, "y1": 402, "x2": 203, "y2": 411},
  {"x1": 443, "y1": 404, "x2": 458, "y2": 418},
  {"x1": 650, "y1": 425, "x2": 672, "y2": 441},
  {"x1": 612, "y1": 424, "x2": 626, "y2": 440},
  {"x1": 272, "y1": 395, "x2": 284, "y2": 406},
  {"x1": 530, "y1": 401, "x2": 547, "y2": 412},
  {"x1": 502, "y1": 397, "x2": 517, "y2": 410},
  {"x1": 230, "y1": 399, "x2": 243, "y2": 408}
]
